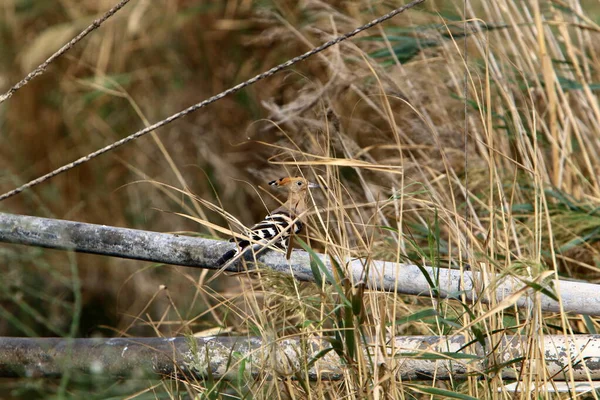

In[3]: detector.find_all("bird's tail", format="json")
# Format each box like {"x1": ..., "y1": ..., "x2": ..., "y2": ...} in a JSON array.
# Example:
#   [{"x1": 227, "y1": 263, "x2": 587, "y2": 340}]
[{"x1": 216, "y1": 248, "x2": 239, "y2": 266}]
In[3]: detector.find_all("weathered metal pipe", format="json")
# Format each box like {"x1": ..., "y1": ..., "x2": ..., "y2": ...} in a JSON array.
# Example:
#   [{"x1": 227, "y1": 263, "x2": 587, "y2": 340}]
[
  {"x1": 1, "y1": 212, "x2": 600, "y2": 315},
  {"x1": 0, "y1": 335, "x2": 598, "y2": 381}
]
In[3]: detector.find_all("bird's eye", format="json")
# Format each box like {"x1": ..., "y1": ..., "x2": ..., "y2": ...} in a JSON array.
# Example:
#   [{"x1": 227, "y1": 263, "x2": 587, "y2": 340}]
[{"x1": 297, "y1": 181, "x2": 303, "y2": 186}]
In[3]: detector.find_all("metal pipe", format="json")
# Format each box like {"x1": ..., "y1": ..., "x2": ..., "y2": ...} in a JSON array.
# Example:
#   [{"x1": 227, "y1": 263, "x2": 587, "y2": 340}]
[
  {"x1": 0, "y1": 335, "x2": 598, "y2": 381},
  {"x1": 1, "y1": 212, "x2": 600, "y2": 316}
]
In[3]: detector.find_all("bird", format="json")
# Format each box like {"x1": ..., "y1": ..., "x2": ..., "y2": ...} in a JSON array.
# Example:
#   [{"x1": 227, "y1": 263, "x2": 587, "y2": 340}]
[{"x1": 217, "y1": 176, "x2": 319, "y2": 266}]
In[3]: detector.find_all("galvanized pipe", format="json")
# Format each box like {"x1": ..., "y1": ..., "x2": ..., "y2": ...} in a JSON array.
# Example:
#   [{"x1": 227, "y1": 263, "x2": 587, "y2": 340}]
[
  {"x1": 0, "y1": 335, "x2": 598, "y2": 381},
  {"x1": 1, "y1": 212, "x2": 600, "y2": 315}
]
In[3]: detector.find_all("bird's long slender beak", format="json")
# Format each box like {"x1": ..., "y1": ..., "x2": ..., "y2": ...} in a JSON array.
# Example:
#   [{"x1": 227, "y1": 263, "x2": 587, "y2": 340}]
[{"x1": 308, "y1": 182, "x2": 320, "y2": 189}]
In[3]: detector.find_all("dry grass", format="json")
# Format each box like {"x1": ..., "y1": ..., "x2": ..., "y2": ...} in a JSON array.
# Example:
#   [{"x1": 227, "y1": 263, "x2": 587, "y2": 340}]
[{"x1": 1, "y1": 0, "x2": 600, "y2": 398}]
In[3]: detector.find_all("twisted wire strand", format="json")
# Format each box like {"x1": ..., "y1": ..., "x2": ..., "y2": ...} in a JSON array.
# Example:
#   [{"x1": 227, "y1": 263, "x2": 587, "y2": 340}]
[{"x1": 0, "y1": 0, "x2": 425, "y2": 202}]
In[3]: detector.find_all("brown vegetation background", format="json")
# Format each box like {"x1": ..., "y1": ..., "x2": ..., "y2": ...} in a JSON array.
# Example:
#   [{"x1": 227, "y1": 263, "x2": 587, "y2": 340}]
[
  {"x1": 2, "y1": 0, "x2": 600, "y2": 397},
  {"x1": 1, "y1": 0, "x2": 434, "y2": 338}
]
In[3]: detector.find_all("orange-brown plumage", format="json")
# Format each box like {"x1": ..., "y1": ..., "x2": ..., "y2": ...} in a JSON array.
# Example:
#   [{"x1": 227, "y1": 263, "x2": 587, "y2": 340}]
[{"x1": 218, "y1": 176, "x2": 318, "y2": 265}]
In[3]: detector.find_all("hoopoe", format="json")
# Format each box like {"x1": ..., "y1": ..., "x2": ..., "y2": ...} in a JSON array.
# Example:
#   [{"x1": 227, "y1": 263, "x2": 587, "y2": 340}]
[{"x1": 217, "y1": 176, "x2": 318, "y2": 266}]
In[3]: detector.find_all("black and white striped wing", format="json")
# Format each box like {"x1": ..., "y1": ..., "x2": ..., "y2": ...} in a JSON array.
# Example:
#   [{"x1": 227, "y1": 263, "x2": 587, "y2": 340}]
[
  {"x1": 245, "y1": 211, "x2": 303, "y2": 250},
  {"x1": 218, "y1": 211, "x2": 303, "y2": 266}
]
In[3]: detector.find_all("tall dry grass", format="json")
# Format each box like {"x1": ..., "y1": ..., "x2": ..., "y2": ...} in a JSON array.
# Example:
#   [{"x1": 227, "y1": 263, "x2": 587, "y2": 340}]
[{"x1": 1, "y1": 0, "x2": 600, "y2": 398}]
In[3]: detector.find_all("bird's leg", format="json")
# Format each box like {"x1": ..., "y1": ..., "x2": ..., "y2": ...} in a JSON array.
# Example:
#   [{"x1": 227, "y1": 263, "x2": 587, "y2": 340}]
[{"x1": 286, "y1": 234, "x2": 295, "y2": 260}]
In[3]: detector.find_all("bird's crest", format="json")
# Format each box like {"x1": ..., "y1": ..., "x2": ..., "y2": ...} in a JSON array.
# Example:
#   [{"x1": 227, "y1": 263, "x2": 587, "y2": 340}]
[
  {"x1": 268, "y1": 176, "x2": 318, "y2": 191},
  {"x1": 269, "y1": 176, "x2": 303, "y2": 187}
]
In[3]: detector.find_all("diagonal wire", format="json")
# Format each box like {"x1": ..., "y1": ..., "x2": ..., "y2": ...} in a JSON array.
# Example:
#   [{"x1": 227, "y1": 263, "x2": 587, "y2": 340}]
[
  {"x1": 0, "y1": 0, "x2": 426, "y2": 202},
  {"x1": 0, "y1": 0, "x2": 132, "y2": 104}
]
